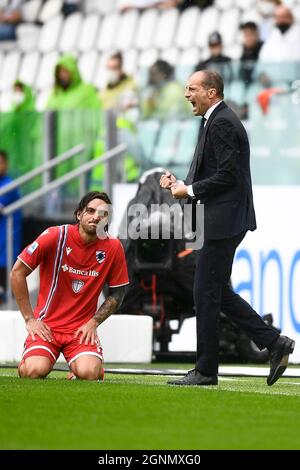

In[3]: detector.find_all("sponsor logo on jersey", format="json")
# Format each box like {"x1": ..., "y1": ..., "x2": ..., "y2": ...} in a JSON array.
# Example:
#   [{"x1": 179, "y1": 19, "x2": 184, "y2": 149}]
[
  {"x1": 96, "y1": 250, "x2": 106, "y2": 264},
  {"x1": 27, "y1": 241, "x2": 39, "y2": 255},
  {"x1": 66, "y1": 247, "x2": 72, "y2": 255},
  {"x1": 72, "y1": 279, "x2": 84, "y2": 293},
  {"x1": 61, "y1": 264, "x2": 99, "y2": 277}
]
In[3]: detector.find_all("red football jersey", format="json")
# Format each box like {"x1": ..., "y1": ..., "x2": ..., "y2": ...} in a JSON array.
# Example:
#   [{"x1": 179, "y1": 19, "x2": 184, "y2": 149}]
[{"x1": 18, "y1": 224, "x2": 129, "y2": 333}]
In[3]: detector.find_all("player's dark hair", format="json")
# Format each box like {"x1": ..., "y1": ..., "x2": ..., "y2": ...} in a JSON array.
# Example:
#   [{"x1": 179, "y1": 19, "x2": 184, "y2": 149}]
[
  {"x1": 0, "y1": 149, "x2": 8, "y2": 162},
  {"x1": 74, "y1": 191, "x2": 112, "y2": 229},
  {"x1": 201, "y1": 70, "x2": 224, "y2": 99}
]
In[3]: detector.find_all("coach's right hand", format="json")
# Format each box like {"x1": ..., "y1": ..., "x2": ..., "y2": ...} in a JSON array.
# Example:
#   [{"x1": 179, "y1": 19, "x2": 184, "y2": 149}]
[
  {"x1": 160, "y1": 171, "x2": 177, "y2": 190},
  {"x1": 26, "y1": 318, "x2": 53, "y2": 342}
]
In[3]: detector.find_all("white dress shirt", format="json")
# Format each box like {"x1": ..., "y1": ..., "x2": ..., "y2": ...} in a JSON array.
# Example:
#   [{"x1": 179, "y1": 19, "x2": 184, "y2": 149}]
[{"x1": 186, "y1": 100, "x2": 223, "y2": 198}]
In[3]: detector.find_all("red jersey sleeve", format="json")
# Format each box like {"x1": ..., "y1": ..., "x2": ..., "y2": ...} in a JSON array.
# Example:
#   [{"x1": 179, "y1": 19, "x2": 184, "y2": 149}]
[
  {"x1": 18, "y1": 226, "x2": 60, "y2": 271},
  {"x1": 107, "y1": 240, "x2": 129, "y2": 288}
]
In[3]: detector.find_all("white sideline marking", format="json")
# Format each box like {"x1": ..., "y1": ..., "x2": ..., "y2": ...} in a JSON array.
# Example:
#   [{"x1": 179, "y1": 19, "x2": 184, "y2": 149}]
[
  {"x1": 105, "y1": 366, "x2": 300, "y2": 378},
  {"x1": 280, "y1": 381, "x2": 300, "y2": 385}
]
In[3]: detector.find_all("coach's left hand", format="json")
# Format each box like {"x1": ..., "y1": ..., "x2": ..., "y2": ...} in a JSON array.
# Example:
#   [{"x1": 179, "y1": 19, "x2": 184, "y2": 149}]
[
  {"x1": 171, "y1": 183, "x2": 188, "y2": 199},
  {"x1": 74, "y1": 318, "x2": 99, "y2": 345}
]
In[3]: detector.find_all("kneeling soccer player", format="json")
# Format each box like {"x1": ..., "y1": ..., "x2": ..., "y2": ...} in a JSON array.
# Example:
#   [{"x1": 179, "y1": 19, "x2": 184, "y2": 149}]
[{"x1": 11, "y1": 191, "x2": 129, "y2": 380}]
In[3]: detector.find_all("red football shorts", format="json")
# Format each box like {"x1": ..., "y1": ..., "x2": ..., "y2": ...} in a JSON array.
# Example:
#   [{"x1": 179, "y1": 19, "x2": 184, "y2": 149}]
[{"x1": 21, "y1": 331, "x2": 103, "y2": 366}]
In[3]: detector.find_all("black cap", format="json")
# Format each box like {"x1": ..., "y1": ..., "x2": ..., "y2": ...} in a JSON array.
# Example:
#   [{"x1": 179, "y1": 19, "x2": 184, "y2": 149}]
[
  {"x1": 239, "y1": 21, "x2": 258, "y2": 31},
  {"x1": 208, "y1": 31, "x2": 222, "y2": 46}
]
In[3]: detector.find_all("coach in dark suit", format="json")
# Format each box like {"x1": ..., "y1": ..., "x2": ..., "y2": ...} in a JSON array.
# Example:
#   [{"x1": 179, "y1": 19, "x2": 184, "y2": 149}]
[{"x1": 160, "y1": 70, "x2": 295, "y2": 386}]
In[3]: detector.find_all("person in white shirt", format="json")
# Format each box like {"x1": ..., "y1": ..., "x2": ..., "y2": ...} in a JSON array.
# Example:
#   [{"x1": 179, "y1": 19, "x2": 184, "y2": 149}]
[
  {"x1": 257, "y1": 5, "x2": 300, "y2": 83},
  {"x1": 257, "y1": 0, "x2": 281, "y2": 42}
]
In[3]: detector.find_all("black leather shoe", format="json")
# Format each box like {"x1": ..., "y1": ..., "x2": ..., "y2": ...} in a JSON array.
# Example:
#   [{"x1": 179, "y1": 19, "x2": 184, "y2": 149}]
[
  {"x1": 167, "y1": 369, "x2": 218, "y2": 386},
  {"x1": 267, "y1": 335, "x2": 295, "y2": 386}
]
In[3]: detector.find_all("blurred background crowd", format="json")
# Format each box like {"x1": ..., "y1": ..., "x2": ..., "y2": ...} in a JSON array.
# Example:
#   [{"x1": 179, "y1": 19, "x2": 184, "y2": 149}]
[{"x1": 1, "y1": 0, "x2": 300, "y2": 303}]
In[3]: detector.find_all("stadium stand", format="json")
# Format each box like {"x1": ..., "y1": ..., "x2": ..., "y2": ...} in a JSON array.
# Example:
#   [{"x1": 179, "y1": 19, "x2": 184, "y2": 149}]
[
  {"x1": 1, "y1": 0, "x2": 300, "y2": 180},
  {"x1": 38, "y1": 14, "x2": 63, "y2": 53}
]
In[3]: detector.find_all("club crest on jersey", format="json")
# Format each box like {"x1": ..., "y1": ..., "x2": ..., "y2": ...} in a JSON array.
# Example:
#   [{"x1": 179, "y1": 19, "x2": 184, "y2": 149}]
[
  {"x1": 72, "y1": 279, "x2": 84, "y2": 293},
  {"x1": 96, "y1": 251, "x2": 106, "y2": 264}
]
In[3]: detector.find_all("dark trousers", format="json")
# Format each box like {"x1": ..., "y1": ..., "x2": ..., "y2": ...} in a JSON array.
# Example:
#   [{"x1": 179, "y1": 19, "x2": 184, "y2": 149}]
[{"x1": 194, "y1": 231, "x2": 279, "y2": 375}]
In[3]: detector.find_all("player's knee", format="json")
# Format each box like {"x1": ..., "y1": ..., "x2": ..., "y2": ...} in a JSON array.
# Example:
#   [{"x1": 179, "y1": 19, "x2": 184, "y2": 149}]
[
  {"x1": 20, "y1": 360, "x2": 51, "y2": 379},
  {"x1": 75, "y1": 364, "x2": 102, "y2": 381}
]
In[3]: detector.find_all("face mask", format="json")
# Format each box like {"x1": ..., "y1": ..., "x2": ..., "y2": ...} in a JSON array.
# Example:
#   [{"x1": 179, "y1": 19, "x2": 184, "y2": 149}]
[
  {"x1": 106, "y1": 69, "x2": 120, "y2": 86},
  {"x1": 258, "y1": 1, "x2": 275, "y2": 17},
  {"x1": 12, "y1": 91, "x2": 25, "y2": 106},
  {"x1": 277, "y1": 23, "x2": 291, "y2": 34},
  {"x1": 58, "y1": 78, "x2": 71, "y2": 89}
]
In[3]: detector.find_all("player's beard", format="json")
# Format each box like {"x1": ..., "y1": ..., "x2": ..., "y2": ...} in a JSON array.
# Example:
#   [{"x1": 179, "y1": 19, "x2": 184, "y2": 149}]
[{"x1": 82, "y1": 221, "x2": 98, "y2": 236}]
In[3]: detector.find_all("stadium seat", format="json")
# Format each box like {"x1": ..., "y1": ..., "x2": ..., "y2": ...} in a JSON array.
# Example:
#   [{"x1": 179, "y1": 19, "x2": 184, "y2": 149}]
[
  {"x1": 160, "y1": 47, "x2": 179, "y2": 66},
  {"x1": 0, "y1": 50, "x2": 21, "y2": 91},
  {"x1": 219, "y1": 8, "x2": 240, "y2": 47},
  {"x1": 16, "y1": 23, "x2": 40, "y2": 52},
  {"x1": 245, "y1": 81, "x2": 264, "y2": 106},
  {"x1": 38, "y1": 0, "x2": 63, "y2": 23},
  {"x1": 0, "y1": 90, "x2": 13, "y2": 112},
  {"x1": 115, "y1": 10, "x2": 139, "y2": 51},
  {"x1": 240, "y1": 8, "x2": 261, "y2": 24},
  {"x1": 137, "y1": 119, "x2": 160, "y2": 161},
  {"x1": 173, "y1": 119, "x2": 199, "y2": 165},
  {"x1": 59, "y1": 12, "x2": 83, "y2": 52},
  {"x1": 168, "y1": 164, "x2": 189, "y2": 181},
  {"x1": 0, "y1": 41, "x2": 15, "y2": 52},
  {"x1": 153, "y1": 8, "x2": 179, "y2": 50},
  {"x1": 151, "y1": 120, "x2": 179, "y2": 166},
  {"x1": 78, "y1": 13, "x2": 100, "y2": 53},
  {"x1": 38, "y1": 15, "x2": 63, "y2": 53},
  {"x1": 175, "y1": 6, "x2": 200, "y2": 49},
  {"x1": 0, "y1": 51, "x2": 3, "y2": 75},
  {"x1": 135, "y1": 8, "x2": 158, "y2": 51},
  {"x1": 35, "y1": 51, "x2": 59, "y2": 90},
  {"x1": 234, "y1": 0, "x2": 257, "y2": 11},
  {"x1": 138, "y1": 47, "x2": 159, "y2": 69},
  {"x1": 278, "y1": 0, "x2": 296, "y2": 8},
  {"x1": 123, "y1": 48, "x2": 139, "y2": 75},
  {"x1": 18, "y1": 51, "x2": 40, "y2": 87},
  {"x1": 215, "y1": 0, "x2": 235, "y2": 11},
  {"x1": 176, "y1": 47, "x2": 200, "y2": 84},
  {"x1": 21, "y1": 0, "x2": 42, "y2": 22},
  {"x1": 96, "y1": 11, "x2": 120, "y2": 51},
  {"x1": 36, "y1": 87, "x2": 52, "y2": 111},
  {"x1": 195, "y1": 6, "x2": 220, "y2": 49},
  {"x1": 93, "y1": 52, "x2": 107, "y2": 89},
  {"x1": 85, "y1": 0, "x2": 117, "y2": 15},
  {"x1": 225, "y1": 45, "x2": 242, "y2": 61},
  {"x1": 178, "y1": 122, "x2": 197, "y2": 166},
  {"x1": 294, "y1": 5, "x2": 300, "y2": 21},
  {"x1": 138, "y1": 48, "x2": 159, "y2": 87},
  {"x1": 227, "y1": 80, "x2": 246, "y2": 106},
  {"x1": 78, "y1": 50, "x2": 99, "y2": 84}
]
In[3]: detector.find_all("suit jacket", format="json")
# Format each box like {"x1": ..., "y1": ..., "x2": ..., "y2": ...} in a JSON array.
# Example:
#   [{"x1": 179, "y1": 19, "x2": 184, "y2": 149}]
[{"x1": 185, "y1": 101, "x2": 257, "y2": 240}]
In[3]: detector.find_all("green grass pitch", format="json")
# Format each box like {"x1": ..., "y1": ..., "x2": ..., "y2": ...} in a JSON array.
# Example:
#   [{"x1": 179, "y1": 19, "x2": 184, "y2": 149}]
[{"x1": 1, "y1": 366, "x2": 300, "y2": 450}]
